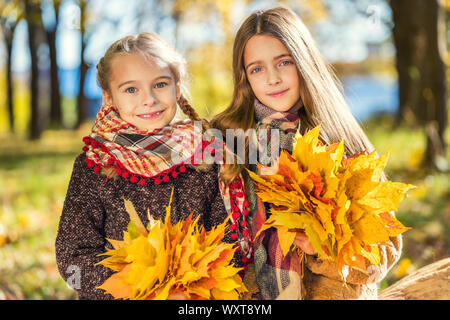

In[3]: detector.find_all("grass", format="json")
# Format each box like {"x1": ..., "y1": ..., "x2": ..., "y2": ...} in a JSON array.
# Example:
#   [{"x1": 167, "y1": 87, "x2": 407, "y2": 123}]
[
  {"x1": 0, "y1": 127, "x2": 91, "y2": 299},
  {"x1": 0, "y1": 115, "x2": 448, "y2": 299}
]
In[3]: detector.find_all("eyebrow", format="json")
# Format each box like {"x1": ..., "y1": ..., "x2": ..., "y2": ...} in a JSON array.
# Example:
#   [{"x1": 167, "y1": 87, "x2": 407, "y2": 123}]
[
  {"x1": 117, "y1": 75, "x2": 173, "y2": 89},
  {"x1": 245, "y1": 54, "x2": 292, "y2": 71},
  {"x1": 118, "y1": 80, "x2": 136, "y2": 89}
]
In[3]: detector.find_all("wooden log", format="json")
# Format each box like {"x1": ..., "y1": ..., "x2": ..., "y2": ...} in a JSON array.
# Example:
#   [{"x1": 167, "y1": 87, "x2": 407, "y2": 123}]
[{"x1": 379, "y1": 257, "x2": 450, "y2": 300}]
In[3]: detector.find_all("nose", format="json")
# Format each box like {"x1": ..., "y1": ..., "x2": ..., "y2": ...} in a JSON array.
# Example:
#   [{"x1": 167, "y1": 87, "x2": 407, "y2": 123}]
[
  {"x1": 142, "y1": 89, "x2": 156, "y2": 107},
  {"x1": 267, "y1": 67, "x2": 281, "y2": 86}
]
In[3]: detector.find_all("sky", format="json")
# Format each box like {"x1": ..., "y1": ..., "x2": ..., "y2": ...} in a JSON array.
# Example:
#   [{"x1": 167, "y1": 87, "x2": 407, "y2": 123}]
[{"x1": 2, "y1": 0, "x2": 393, "y2": 73}]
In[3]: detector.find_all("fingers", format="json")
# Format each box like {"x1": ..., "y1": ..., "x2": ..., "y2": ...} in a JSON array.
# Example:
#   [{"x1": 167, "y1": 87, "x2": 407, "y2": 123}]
[
  {"x1": 293, "y1": 233, "x2": 315, "y2": 255},
  {"x1": 167, "y1": 292, "x2": 188, "y2": 300}
]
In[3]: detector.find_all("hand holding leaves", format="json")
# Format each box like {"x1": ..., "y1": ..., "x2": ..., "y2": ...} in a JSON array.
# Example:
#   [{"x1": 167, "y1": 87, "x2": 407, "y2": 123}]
[{"x1": 293, "y1": 231, "x2": 315, "y2": 255}]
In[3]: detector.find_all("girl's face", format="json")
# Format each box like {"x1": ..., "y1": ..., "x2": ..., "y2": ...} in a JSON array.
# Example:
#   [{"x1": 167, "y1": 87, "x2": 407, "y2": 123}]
[
  {"x1": 102, "y1": 54, "x2": 180, "y2": 132},
  {"x1": 243, "y1": 34, "x2": 301, "y2": 112}
]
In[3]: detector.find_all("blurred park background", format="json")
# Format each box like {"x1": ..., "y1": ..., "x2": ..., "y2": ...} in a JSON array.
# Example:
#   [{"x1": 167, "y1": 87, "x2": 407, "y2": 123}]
[{"x1": 0, "y1": 0, "x2": 449, "y2": 299}]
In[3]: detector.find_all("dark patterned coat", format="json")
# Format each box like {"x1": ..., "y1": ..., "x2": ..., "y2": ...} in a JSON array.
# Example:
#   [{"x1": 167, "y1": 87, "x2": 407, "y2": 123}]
[{"x1": 55, "y1": 153, "x2": 230, "y2": 299}]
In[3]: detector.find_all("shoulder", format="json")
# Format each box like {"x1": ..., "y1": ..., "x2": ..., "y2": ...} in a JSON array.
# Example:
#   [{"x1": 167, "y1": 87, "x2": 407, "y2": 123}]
[
  {"x1": 73, "y1": 152, "x2": 88, "y2": 169},
  {"x1": 68, "y1": 152, "x2": 106, "y2": 188},
  {"x1": 186, "y1": 162, "x2": 220, "y2": 179},
  {"x1": 69, "y1": 152, "x2": 89, "y2": 176},
  {"x1": 176, "y1": 163, "x2": 220, "y2": 191}
]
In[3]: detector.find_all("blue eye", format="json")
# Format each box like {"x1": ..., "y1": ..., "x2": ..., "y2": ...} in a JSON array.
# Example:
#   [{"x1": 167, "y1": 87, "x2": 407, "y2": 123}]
[
  {"x1": 251, "y1": 67, "x2": 262, "y2": 74},
  {"x1": 126, "y1": 87, "x2": 137, "y2": 93},
  {"x1": 155, "y1": 82, "x2": 167, "y2": 89},
  {"x1": 280, "y1": 60, "x2": 293, "y2": 66}
]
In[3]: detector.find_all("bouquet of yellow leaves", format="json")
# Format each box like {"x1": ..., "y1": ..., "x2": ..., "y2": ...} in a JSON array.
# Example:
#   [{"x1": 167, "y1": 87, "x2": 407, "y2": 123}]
[
  {"x1": 96, "y1": 190, "x2": 247, "y2": 300},
  {"x1": 248, "y1": 126, "x2": 414, "y2": 281}
]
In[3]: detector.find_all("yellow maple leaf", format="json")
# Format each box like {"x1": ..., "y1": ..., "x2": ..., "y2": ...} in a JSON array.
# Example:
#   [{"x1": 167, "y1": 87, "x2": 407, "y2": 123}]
[
  {"x1": 358, "y1": 181, "x2": 415, "y2": 215},
  {"x1": 360, "y1": 244, "x2": 381, "y2": 266},
  {"x1": 353, "y1": 213, "x2": 390, "y2": 244},
  {"x1": 277, "y1": 225, "x2": 297, "y2": 256}
]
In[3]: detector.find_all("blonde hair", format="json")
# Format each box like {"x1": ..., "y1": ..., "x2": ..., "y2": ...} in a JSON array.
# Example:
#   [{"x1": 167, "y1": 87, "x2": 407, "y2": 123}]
[
  {"x1": 96, "y1": 33, "x2": 205, "y2": 125},
  {"x1": 97, "y1": 32, "x2": 212, "y2": 172},
  {"x1": 211, "y1": 7, "x2": 381, "y2": 185}
]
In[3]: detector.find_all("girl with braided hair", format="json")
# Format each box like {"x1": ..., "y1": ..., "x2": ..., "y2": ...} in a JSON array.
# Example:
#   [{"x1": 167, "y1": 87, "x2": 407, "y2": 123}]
[{"x1": 55, "y1": 33, "x2": 251, "y2": 300}]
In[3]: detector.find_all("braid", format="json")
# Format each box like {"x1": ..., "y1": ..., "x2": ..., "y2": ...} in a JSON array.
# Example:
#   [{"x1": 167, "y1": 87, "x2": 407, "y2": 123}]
[
  {"x1": 178, "y1": 95, "x2": 211, "y2": 133},
  {"x1": 177, "y1": 95, "x2": 213, "y2": 172}
]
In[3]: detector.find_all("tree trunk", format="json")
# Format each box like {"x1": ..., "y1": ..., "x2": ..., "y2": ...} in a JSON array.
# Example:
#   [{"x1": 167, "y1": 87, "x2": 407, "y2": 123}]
[
  {"x1": 422, "y1": 0, "x2": 447, "y2": 170},
  {"x1": 26, "y1": 0, "x2": 42, "y2": 140},
  {"x1": 379, "y1": 257, "x2": 450, "y2": 300},
  {"x1": 390, "y1": 0, "x2": 447, "y2": 169},
  {"x1": 46, "y1": 28, "x2": 62, "y2": 129},
  {"x1": 6, "y1": 35, "x2": 14, "y2": 133},
  {"x1": 1, "y1": 17, "x2": 20, "y2": 134},
  {"x1": 1, "y1": 7, "x2": 23, "y2": 134},
  {"x1": 390, "y1": 0, "x2": 418, "y2": 127},
  {"x1": 75, "y1": 45, "x2": 88, "y2": 129},
  {"x1": 75, "y1": 0, "x2": 88, "y2": 129},
  {"x1": 48, "y1": 0, "x2": 63, "y2": 129}
]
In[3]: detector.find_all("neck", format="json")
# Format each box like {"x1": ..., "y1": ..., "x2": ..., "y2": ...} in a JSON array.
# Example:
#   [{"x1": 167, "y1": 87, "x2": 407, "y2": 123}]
[{"x1": 254, "y1": 98, "x2": 303, "y2": 124}]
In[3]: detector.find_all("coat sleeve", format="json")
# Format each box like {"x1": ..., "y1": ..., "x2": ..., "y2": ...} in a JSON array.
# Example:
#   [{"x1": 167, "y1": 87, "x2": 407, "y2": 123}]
[
  {"x1": 55, "y1": 154, "x2": 114, "y2": 300},
  {"x1": 305, "y1": 234, "x2": 403, "y2": 285}
]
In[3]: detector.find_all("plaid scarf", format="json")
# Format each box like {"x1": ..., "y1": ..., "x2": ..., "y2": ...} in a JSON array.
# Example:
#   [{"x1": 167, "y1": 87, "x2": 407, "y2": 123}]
[
  {"x1": 82, "y1": 105, "x2": 210, "y2": 185},
  {"x1": 249, "y1": 99, "x2": 305, "y2": 300},
  {"x1": 82, "y1": 104, "x2": 253, "y2": 269}
]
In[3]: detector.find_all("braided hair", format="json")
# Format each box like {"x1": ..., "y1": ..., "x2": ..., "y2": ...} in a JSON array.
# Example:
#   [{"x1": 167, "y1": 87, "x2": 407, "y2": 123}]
[
  {"x1": 177, "y1": 95, "x2": 214, "y2": 172},
  {"x1": 177, "y1": 95, "x2": 211, "y2": 131}
]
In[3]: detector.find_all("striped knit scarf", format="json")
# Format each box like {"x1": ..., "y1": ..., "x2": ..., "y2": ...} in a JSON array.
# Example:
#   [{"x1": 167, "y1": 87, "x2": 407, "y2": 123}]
[{"x1": 249, "y1": 98, "x2": 305, "y2": 300}]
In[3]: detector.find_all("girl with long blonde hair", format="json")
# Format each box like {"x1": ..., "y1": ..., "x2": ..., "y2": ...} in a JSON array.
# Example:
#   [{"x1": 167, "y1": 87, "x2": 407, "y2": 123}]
[{"x1": 212, "y1": 7, "x2": 402, "y2": 300}]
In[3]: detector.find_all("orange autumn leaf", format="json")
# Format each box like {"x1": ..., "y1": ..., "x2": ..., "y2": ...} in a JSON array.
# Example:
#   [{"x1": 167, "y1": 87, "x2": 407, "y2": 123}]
[
  {"x1": 97, "y1": 264, "x2": 134, "y2": 299},
  {"x1": 379, "y1": 212, "x2": 411, "y2": 237}
]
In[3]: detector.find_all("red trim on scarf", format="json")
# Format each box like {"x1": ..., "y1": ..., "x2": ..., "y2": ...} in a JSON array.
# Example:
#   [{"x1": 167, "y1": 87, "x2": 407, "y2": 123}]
[
  {"x1": 226, "y1": 175, "x2": 254, "y2": 271},
  {"x1": 82, "y1": 136, "x2": 214, "y2": 186}
]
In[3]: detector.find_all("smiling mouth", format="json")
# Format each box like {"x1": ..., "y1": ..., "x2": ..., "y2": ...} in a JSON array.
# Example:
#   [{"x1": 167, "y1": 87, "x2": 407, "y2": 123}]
[
  {"x1": 268, "y1": 88, "x2": 289, "y2": 98},
  {"x1": 137, "y1": 110, "x2": 165, "y2": 120}
]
